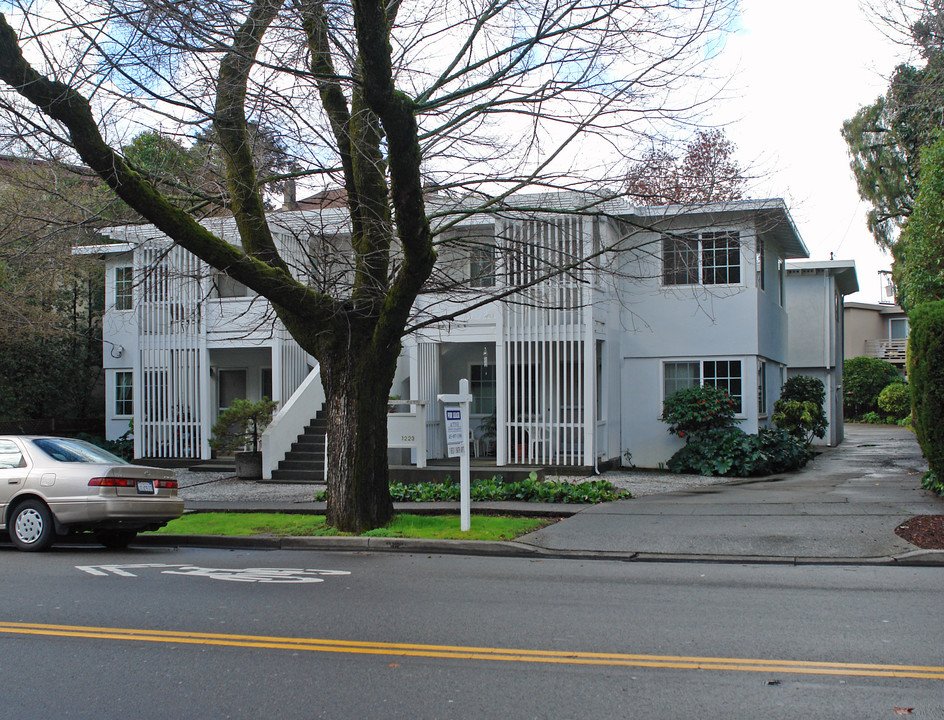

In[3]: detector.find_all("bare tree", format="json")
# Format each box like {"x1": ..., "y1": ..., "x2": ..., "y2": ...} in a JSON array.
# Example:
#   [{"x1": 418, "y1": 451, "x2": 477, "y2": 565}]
[
  {"x1": 0, "y1": 0, "x2": 735, "y2": 531},
  {"x1": 625, "y1": 129, "x2": 745, "y2": 205}
]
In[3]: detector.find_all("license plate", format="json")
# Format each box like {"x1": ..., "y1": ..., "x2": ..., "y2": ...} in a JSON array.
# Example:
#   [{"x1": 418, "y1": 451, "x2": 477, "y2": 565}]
[{"x1": 136, "y1": 480, "x2": 155, "y2": 494}]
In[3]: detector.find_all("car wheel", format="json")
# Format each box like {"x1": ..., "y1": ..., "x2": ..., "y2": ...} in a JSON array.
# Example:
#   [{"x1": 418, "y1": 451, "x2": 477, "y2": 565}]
[
  {"x1": 9, "y1": 499, "x2": 56, "y2": 551},
  {"x1": 95, "y1": 530, "x2": 137, "y2": 549}
]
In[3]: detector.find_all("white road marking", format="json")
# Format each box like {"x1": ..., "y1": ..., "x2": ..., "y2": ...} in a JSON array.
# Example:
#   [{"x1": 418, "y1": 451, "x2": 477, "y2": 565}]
[{"x1": 76, "y1": 564, "x2": 351, "y2": 583}]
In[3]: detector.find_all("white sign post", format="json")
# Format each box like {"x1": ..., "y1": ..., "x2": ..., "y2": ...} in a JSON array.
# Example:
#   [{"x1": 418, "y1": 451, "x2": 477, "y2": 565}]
[{"x1": 438, "y1": 378, "x2": 472, "y2": 531}]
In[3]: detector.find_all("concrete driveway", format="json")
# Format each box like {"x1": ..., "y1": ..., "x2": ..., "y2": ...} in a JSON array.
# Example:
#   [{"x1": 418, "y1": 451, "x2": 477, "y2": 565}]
[{"x1": 519, "y1": 424, "x2": 943, "y2": 562}]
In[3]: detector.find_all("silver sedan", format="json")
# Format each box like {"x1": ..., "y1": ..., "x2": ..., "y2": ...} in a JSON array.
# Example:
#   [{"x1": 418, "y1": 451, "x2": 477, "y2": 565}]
[{"x1": 0, "y1": 436, "x2": 184, "y2": 551}]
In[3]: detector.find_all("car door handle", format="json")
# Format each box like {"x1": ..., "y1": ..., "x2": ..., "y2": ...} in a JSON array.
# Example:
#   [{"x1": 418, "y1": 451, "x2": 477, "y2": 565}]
[{"x1": 8, "y1": 479, "x2": 19, "y2": 484}]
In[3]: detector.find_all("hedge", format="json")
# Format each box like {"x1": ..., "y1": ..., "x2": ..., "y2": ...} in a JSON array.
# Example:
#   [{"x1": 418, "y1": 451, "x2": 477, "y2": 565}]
[{"x1": 909, "y1": 300, "x2": 944, "y2": 488}]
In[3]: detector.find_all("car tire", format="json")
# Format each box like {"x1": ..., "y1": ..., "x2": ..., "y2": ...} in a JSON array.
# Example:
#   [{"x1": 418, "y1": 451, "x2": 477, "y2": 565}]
[
  {"x1": 95, "y1": 530, "x2": 137, "y2": 549},
  {"x1": 9, "y1": 499, "x2": 56, "y2": 552}
]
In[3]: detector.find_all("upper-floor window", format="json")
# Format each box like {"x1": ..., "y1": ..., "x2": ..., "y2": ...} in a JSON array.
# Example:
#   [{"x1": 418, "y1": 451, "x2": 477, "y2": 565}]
[
  {"x1": 115, "y1": 266, "x2": 133, "y2": 310},
  {"x1": 755, "y1": 237, "x2": 765, "y2": 291},
  {"x1": 662, "y1": 231, "x2": 741, "y2": 286},
  {"x1": 469, "y1": 245, "x2": 496, "y2": 288},
  {"x1": 890, "y1": 318, "x2": 909, "y2": 340}
]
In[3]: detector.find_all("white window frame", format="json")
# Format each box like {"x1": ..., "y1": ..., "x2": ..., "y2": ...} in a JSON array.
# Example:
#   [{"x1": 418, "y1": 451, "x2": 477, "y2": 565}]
[
  {"x1": 757, "y1": 360, "x2": 767, "y2": 417},
  {"x1": 115, "y1": 266, "x2": 133, "y2": 311},
  {"x1": 469, "y1": 244, "x2": 496, "y2": 288},
  {"x1": 662, "y1": 231, "x2": 741, "y2": 287},
  {"x1": 469, "y1": 363, "x2": 496, "y2": 415},
  {"x1": 755, "y1": 237, "x2": 765, "y2": 291},
  {"x1": 889, "y1": 318, "x2": 909, "y2": 340},
  {"x1": 115, "y1": 371, "x2": 133, "y2": 417},
  {"x1": 663, "y1": 359, "x2": 744, "y2": 415}
]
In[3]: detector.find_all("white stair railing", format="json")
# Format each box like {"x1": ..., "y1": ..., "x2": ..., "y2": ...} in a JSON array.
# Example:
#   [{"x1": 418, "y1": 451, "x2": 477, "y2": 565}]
[{"x1": 261, "y1": 363, "x2": 325, "y2": 479}]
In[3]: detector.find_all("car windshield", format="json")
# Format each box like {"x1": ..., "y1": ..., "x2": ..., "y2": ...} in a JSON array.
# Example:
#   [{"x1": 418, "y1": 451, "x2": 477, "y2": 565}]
[{"x1": 32, "y1": 438, "x2": 129, "y2": 465}]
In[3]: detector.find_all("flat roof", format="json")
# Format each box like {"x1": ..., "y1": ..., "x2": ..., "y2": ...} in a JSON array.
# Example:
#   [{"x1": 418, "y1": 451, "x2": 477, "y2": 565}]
[{"x1": 786, "y1": 259, "x2": 859, "y2": 295}]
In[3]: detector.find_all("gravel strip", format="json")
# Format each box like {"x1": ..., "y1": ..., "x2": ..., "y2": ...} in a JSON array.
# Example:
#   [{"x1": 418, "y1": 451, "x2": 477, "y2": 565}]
[{"x1": 175, "y1": 467, "x2": 728, "y2": 502}]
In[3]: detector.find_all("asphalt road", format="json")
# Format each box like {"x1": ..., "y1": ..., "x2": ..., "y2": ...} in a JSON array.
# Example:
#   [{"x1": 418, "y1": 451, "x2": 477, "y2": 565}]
[{"x1": 1, "y1": 544, "x2": 942, "y2": 719}]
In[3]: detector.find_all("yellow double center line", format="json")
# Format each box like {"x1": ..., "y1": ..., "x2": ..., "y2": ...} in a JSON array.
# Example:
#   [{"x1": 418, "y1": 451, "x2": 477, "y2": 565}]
[{"x1": 2, "y1": 621, "x2": 942, "y2": 680}]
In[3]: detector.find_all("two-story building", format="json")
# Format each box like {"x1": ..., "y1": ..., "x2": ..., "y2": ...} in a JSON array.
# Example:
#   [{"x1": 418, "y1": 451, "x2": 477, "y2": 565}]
[
  {"x1": 784, "y1": 259, "x2": 859, "y2": 446},
  {"x1": 77, "y1": 193, "x2": 809, "y2": 472}
]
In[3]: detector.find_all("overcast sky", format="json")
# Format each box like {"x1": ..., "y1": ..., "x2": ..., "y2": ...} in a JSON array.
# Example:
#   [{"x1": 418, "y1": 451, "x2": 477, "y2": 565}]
[{"x1": 712, "y1": 0, "x2": 908, "y2": 302}]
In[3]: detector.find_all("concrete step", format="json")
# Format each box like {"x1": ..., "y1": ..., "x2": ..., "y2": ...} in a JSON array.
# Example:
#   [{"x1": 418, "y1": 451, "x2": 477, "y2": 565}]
[
  {"x1": 278, "y1": 459, "x2": 325, "y2": 471},
  {"x1": 282, "y1": 451, "x2": 324, "y2": 462},
  {"x1": 270, "y1": 468, "x2": 324, "y2": 482}
]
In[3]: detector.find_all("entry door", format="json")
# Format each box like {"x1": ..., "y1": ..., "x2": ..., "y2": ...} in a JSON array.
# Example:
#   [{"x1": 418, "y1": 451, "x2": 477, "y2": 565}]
[{"x1": 218, "y1": 369, "x2": 247, "y2": 412}]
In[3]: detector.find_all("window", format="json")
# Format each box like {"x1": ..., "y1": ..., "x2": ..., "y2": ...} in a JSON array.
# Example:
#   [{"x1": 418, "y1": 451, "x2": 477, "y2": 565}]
[
  {"x1": 662, "y1": 231, "x2": 740, "y2": 286},
  {"x1": 469, "y1": 245, "x2": 496, "y2": 288},
  {"x1": 662, "y1": 235, "x2": 698, "y2": 285},
  {"x1": 701, "y1": 232, "x2": 741, "y2": 285},
  {"x1": 471, "y1": 364, "x2": 496, "y2": 414},
  {"x1": 755, "y1": 238, "x2": 765, "y2": 290},
  {"x1": 663, "y1": 359, "x2": 742, "y2": 414},
  {"x1": 115, "y1": 371, "x2": 133, "y2": 416},
  {"x1": 115, "y1": 266, "x2": 133, "y2": 310},
  {"x1": 890, "y1": 318, "x2": 909, "y2": 340},
  {"x1": 757, "y1": 361, "x2": 767, "y2": 416},
  {"x1": 663, "y1": 361, "x2": 700, "y2": 399},
  {"x1": 261, "y1": 368, "x2": 273, "y2": 400},
  {"x1": 704, "y1": 360, "x2": 742, "y2": 413},
  {"x1": 595, "y1": 340, "x2": 604, "y2": 422}
]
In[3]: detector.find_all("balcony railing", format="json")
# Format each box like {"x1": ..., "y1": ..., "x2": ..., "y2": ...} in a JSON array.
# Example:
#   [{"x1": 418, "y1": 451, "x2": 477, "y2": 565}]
[{"x1": 864, "y1": 339, "x2": 907, "y2": 364}]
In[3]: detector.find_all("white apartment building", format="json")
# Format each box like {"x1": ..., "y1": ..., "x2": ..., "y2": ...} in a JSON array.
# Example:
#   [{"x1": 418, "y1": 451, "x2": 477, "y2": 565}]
[{"x1": 77, "y1": 193, "x2": 809, "y2": 472}]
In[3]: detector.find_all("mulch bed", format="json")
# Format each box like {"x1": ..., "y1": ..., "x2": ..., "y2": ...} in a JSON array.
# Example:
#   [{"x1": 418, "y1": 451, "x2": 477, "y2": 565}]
[{"x1": 894, "y1": 515, "x2": 944, "y2": 549}]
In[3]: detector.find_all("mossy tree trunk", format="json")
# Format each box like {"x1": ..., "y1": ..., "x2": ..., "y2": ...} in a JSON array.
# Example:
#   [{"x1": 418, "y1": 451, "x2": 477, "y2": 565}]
[{"x1": 0, "y1": 1, "x2": 433, "y2": 532}]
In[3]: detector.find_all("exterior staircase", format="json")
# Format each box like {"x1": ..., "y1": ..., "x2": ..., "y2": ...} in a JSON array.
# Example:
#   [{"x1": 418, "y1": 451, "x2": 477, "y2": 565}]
[{"x1": 270, "y1": 409, "x2": 326, "y2": 482}]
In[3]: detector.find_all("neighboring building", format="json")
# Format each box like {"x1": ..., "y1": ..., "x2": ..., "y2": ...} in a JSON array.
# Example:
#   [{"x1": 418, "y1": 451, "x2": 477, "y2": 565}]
[
  {"x1": 843, "y1": 301, "x2": 909, "y2": 369},
  {"x1": 78, "y1": 194, "x2": 809, "y2": 471},
  {"x1": 785, "y1": 260, "x2": 858, "y2": 446}
]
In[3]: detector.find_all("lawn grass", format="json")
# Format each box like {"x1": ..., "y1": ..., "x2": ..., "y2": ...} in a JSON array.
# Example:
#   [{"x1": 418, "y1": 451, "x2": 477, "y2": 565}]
[{"x1": 152, "y1": 512, "x2": 552, "y2": 541}]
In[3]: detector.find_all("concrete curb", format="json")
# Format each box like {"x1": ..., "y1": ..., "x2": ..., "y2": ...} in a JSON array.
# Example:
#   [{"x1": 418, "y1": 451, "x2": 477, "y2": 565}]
[
  {"x1": 181, "y1": 501, "x2": 581, "y2": 518},
  {"x1": 134, "y1": 533, "x2": 944, "y2": 566}
]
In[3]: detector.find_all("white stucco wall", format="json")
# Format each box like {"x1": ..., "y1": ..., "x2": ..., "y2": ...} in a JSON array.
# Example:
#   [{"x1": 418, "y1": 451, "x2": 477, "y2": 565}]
[{"x1": 615, "y1": 215, "x2": 793, "y2": 468}]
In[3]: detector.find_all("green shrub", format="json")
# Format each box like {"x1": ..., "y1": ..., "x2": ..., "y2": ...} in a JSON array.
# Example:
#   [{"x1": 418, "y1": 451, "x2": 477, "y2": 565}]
[
  {"x1": 843, "y1": 356, "x2": 902, "y2": 418},
  {"x1": 773, "y1": 399, "x2": 826, "y2": 444},
  {"x1": 667, "y1": 427, "x2": 810, "y2": 477},
  {"x1": 210, "y1": 397, "x2": 278, "y2": 453},
  {"x1": 857, "y1": 410, "x2": 887, "y2": 424},
  {"x1": 661, "y1": 385, "x2": 739, "y2": 438},
  {"x1": 315, "y1": 472, "x2": 628, "y2": 504},
  {"x1": 909, "y1": 301, "x2": 944, "y2": 482},
  {"x1": 922, "y1": 471, "x2": 943, "y2": 496},
  {"x1": 779, "y1": 375, "x2": 826, "y2": 407},
  {"x1": 877, "y1": 382, "x2": 911, "y2": 420}
]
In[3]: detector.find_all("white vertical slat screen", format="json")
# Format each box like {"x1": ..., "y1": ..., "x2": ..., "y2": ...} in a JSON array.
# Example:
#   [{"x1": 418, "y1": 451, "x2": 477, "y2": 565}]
[
  {"x1": 136, "y1": 243, "x2": 203, "y2": 458},
  {"x1": 501, "y1": 216, "x2": 587, "y2": 466},
  {"x1": 280, "y1": 335, "x2": 309, "y2": 403}
]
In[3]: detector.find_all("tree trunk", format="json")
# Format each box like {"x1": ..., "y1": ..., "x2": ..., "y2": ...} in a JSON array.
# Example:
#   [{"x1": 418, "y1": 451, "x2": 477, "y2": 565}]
[{"x1": 321, "y1": 347, "x2": 397, "y2": 532}]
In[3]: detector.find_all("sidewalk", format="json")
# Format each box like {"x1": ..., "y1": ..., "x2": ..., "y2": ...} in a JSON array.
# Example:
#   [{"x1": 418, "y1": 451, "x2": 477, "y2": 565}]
[{"x1": 152, "y1": 424, "x2": 944, "y2": 565}]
